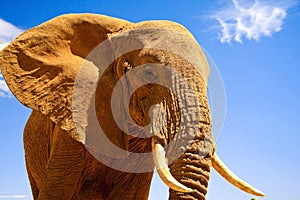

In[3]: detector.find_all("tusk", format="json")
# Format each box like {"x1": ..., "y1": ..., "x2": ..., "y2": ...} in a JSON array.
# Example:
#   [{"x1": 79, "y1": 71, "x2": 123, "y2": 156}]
[
  {"x1": 151, "y1": 138, "x2": 193, "y2": 193},
  {"x1": 212, "y1": 153, "x2": 265, "y2": 197}
]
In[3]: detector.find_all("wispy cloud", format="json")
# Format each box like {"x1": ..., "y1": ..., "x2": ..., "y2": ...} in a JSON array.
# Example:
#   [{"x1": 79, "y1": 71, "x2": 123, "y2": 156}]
[
  {"x1": 0, "y1": 18, "x2": 23, "y2": 98},
  {"x1": 0, "y1": 195, "x2": 28, "y2": 199},
  {"x1": 0, "y1": 43, "x2": 7, "y2": 51},
  {"x1": 211, "y1": 0, "x2": 297, "y2": 43},
  {"x1": 0, "y1": 72, "x2": 12, "y2": 98},
  {"x1": 0, "y1": 18, "x2": 23, "y2": 49}
]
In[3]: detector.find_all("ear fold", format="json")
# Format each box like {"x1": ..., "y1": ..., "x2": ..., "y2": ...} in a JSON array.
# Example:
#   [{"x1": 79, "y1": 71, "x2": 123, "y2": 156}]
[{"x1": 0, "y1": 14, "x2": 131, "y2": 146}]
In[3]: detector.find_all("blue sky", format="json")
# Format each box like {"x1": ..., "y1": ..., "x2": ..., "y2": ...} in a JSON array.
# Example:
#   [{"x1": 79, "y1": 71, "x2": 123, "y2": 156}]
[{"x1": 0, "y1": 0, "x2": 300, "y2": 199}]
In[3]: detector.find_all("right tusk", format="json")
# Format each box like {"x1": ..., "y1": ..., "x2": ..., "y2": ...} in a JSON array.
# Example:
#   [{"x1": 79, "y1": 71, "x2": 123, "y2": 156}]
[
  {"x1": 151, "y1": 138, "x2": 193, "y2": 193},
  {"x1": 212, "y1": 153, "x2": 265, "y2": 197}
]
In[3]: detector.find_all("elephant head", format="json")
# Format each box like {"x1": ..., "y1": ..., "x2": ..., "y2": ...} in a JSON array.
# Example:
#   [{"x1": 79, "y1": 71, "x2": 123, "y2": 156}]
[{"x1": 0, "y1": 14, "x2": 264, "y2": 199}]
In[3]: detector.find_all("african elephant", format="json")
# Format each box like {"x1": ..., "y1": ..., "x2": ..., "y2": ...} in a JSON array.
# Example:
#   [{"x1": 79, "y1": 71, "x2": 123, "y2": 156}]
[{"x1": 0, "y1": 14, "x2": 264, "y2": 200}]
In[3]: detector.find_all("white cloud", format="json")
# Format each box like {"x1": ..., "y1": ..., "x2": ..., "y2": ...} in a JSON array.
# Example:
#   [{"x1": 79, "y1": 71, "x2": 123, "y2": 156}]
[
  {"x1": 0, "y1": 71, "x2": 12, "y2": 98},
  {"x1": 0, "y1": 18, "x2": 24, "y2": 49},
  {"x1": 0, "y1": 19, "x2": 23, "y2": 98},
  {"x1": 212, "y1": 0, "x2": 296, "y2": 43},
  {"x1": 0, "y1": 195, "x2": 28, "y2": 199},
  {"x1": 0, "y1": 42, "x2": 7, "y2": 51}
]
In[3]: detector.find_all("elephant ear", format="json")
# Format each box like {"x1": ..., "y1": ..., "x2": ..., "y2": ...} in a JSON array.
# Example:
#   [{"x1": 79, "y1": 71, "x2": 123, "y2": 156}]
[{"x1": 0, "y1": 14, "x2": 131, "y2": 146}]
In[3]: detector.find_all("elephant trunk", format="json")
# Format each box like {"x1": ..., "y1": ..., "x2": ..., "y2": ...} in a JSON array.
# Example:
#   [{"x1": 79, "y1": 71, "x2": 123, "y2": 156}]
[
  {"x1": 168, "y1": 150, "x2": 213, "y2": 200},
  {"x1": 166, "y1": 119, "x2": 214, "y2": 200},
  {"x1": 165, "y1": 73, "x2": 213, "y2": 199},
  {"x1": 148, "y1": 92, "x2": 213, "y2": 199},
  {"x1": 152, "y1": 71, "x2": 214, "y2": 200}
]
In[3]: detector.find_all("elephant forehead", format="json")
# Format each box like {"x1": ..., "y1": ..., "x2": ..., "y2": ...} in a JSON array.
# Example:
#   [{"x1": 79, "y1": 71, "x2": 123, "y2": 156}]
[{"x1": 110, "y1": 25, "x2": 210, "y2": 82}]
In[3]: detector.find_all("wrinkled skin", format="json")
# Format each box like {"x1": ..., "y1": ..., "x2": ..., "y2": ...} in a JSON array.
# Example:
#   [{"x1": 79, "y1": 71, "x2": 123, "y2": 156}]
[
  {"x1": 0, "y1": 14, "x2": 214, "y2": 200},
  {"x1": 24, "y1": 111, "x2": 154, "y2": 199}
]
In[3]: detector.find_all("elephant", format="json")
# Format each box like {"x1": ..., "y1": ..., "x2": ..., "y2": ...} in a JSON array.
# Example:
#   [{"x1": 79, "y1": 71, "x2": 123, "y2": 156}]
[{"x1": 0, "y1": 14, "x2": 264, "y2": 200}]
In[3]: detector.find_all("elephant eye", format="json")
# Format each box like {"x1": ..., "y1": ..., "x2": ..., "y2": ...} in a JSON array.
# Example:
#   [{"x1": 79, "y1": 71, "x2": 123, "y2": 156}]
[
  {"x1": 123, "y1": 61, "x2": 132, "y2": 73},
  {"x1": 142, "y1": 65, "x2": 157, "y2": 82}
]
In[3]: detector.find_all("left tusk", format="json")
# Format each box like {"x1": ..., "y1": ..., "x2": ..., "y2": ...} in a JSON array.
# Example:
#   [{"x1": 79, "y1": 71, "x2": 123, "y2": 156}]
[
  {"x1": 212, "y1": 153, "x2": 265, "y2": 197},
  {"x1": 151, "y1": 137, "x2": 193, "y2": 193}
]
